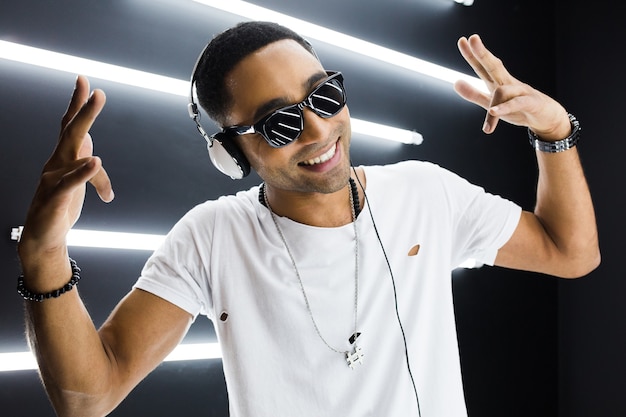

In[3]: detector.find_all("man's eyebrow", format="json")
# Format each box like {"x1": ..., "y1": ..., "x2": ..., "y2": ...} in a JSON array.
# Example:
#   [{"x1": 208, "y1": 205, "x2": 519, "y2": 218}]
[
  {"x1": 304, "y1": 71, "x2": 328, "y2": 91},
  {"x1": 251, "y1": 71, "x2": 327, "y2": 123},
  {"x1": 252, "y1": 97, "x2": 290, "y2": 123}
]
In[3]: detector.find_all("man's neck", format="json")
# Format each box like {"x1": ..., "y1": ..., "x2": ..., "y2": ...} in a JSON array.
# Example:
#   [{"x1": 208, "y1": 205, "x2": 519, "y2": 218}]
[{"x1": 264, "y1": 168, "x2": 366, "y2": 228}]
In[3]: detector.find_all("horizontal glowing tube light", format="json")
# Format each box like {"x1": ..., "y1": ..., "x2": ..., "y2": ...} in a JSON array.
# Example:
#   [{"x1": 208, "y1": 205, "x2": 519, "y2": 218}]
[
  {"x1": 352, "y1": 118, "x2": 423, "y2": 145},
  {"x1": 192, "y1": 0, "x2": 484, "y2": 91},
  {"x1": 0, "y1": 40, "x2": 189, "y2": 96},
  {"x1": 66, "y1": 229, "x2": 165, "y2": 250},
  {"x1": 0, "y1": 40, "x2": 421, "y2": 145},
  {"x1": 0, "y1": 343, "x2": 222, "y2": 372},
  {"x1": 11, "y1": 227, "x2": 165, "y2": 251}
]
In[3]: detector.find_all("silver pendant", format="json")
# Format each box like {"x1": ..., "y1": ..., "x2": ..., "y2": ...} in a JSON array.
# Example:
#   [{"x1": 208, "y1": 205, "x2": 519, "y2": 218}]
[{"x1": 346, "y1": 345, "x2": 364, "y2": 369}]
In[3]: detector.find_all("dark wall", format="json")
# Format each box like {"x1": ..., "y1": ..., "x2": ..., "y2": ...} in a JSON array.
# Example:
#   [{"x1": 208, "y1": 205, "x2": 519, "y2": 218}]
[
  {"x1": 0, "y1": 1, "x2": 587, "y2": 416},
  {"x1": 557, "y1": 1, "x2": 626, "y2": 416}
]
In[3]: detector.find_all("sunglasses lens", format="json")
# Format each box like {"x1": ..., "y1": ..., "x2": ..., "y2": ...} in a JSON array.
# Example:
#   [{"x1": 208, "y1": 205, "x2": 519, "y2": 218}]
[
  {"x1": 260, "y1": 73, "x2": 346, "y2": 147},
  {"x1": 263, "y1": 106, "x2": 303, "y2": 147},
  {"x1": 309, "y1": 78, "x2": 345, "y2": 118}
]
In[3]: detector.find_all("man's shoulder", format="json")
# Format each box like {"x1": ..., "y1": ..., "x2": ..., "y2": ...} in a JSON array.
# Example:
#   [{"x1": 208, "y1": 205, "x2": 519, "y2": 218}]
[
  {"x1": 178, "y1": 185, "x2": 261, "y2": 223},
  {"x1": 363, "y1": 160, "x2": 451, "y2": 179}
]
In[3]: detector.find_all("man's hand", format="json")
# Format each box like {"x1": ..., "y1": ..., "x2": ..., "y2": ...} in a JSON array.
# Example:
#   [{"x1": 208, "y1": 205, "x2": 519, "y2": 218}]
[
  {"x1": 18, "y1": 76, "x2": 113, "y2": 282},
  {"x1": 453, "y1": 35, "x2": 599, "y2": 278},
  {"x1": 454, "y1": 34, "x2": 571, "y2": 141}
]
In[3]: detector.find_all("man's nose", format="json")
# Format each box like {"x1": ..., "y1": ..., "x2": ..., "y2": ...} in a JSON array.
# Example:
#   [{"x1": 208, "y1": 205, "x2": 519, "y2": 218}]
[{"x1": 297, "y1": 107, "x2": 333, "y2": 144}]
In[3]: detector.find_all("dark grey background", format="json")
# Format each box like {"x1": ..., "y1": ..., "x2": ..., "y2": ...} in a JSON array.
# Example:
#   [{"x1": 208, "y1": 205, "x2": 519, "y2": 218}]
[{"x1": 0, "y1": 1, "x2": 621, "y2": 416}]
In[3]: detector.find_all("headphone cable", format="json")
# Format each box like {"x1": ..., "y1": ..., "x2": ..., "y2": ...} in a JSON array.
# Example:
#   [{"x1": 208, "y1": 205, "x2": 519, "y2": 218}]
[{"x1": 352, "y1": 165, "x2": 422, "y2": 417}]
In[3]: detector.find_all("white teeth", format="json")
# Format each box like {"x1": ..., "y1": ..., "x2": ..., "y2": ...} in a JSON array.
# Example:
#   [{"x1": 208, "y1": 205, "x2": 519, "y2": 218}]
[{"x1": 302, "y1": 144, "x2": 336, "y2": 166}]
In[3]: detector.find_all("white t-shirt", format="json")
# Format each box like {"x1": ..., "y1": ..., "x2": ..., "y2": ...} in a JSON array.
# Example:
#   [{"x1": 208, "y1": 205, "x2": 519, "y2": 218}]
[{"x1": 135, "y1": 161, "x2": 521, "y2": 417}]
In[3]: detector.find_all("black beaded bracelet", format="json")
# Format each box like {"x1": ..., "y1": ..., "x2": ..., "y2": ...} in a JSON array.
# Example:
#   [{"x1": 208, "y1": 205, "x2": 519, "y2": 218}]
[{"x1": 17, "y1": 258, "x2": 81, "y2": 302}]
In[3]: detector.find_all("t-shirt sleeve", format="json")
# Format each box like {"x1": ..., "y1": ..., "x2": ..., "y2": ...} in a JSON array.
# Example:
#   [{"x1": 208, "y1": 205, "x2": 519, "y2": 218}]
[
  {"x1": 133, "y1": 204, "x2": 214, "y2": 320},
  {"x1": 436, "y1": 165, "x2": 522, "y2": 267},
  {"x1": 380, "y1": 160, "x2": 521, "y2": 269}
]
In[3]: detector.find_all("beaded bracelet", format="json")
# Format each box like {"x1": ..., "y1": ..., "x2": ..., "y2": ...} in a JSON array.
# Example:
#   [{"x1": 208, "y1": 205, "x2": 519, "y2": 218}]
[{"x1": 17, "y1": 258, "x2": 81, "y2": 302}]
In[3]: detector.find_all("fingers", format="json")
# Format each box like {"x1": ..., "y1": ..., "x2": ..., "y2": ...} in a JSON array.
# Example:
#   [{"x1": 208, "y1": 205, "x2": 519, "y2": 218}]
[
  {"x1": 20, "y1": 78, "x2": 114, "y2": 260},
  {"x1": 59, "y1": 156, "x2": 114, "y2": 203},
  {"x1": 61, "y1": 88, "x2": 106, "y2": 159},
  {"x1": 453, "y1": 79, "x2": 501, "y2": 133},
  {"x1": 457, "y1": 34, "x2": 513, "y2": 88},
  {"x1": 482, "y1": 84, "x2": 529, "y2": 134},
  {"x1": 52, "y1": 157, "x2": 102, "y2": 196},
  {"x1": 482, "y1": 112, "x2": 499, "y2": 134},
  {"x1": 51, "y1": 155, "x2": 114, "y2": 204},
  {"x1": 89, "y1": 162, "x2": 115, "y2": 203},
  {"x1": 56, "y1": 76, "x2": 107, "y2": 162},
  {"x1": 53, "y1": 78, "x2": 114, "y2": 201},
  {"x1": 453, "y1": 79, "x2": 491, "y2": 109},
  {"x1": 457, "y1": 35, "x2": 569, "y2": 138},
  {"x1": 457, "y1": 35, "x2": 529, "y2": 134},
  {"x1": 61, "y1": 75, "x2": 90, "y2": 131},
  {"x1": 484, "y1": 82, "x2": 543, "y2": 133}
]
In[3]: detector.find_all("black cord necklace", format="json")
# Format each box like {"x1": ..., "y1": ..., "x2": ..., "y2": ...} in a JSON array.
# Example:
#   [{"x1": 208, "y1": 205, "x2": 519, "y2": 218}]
[{"x1": 258, "y1": 177, "x2": 360, "y2": 215}]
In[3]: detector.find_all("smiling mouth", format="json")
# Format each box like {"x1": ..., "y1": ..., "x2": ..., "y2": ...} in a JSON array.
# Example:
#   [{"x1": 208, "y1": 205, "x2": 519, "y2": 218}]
[{"x1": 299, "y1": 142, "x2": 337, "y2": 166}]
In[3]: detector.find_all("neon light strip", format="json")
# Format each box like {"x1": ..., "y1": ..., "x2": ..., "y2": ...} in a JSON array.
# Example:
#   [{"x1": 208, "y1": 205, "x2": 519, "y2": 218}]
[
  {"x1": 0, "y1": 40, "x2": 188, "y2": 96},
  {"x1": 0, "y1": 351, "x2": 38, "y2": 371},
  {"x1": 192, "y1": 0, "x2": 484, "y2": 91},
  {"x1": 0, "y1": 342, "x2": 222, "y2": 372},
  {"x1": 351, "y1": 118, "x2": 422, "y2": 145},
  {"x1": 66, "y1": 229, "x2": 165, "y2": 250},
  {"x1": 11, "y1": 227, "x2": 164, "y2": 251},
  {"x1": 0, "y1": 40, "x2": 422, "y2": 145}
]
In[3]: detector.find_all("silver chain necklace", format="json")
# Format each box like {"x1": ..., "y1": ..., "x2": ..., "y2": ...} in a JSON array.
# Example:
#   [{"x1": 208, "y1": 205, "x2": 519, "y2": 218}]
[{"x1": 261, "y1": 179, "x2": 364, "y2": 369}]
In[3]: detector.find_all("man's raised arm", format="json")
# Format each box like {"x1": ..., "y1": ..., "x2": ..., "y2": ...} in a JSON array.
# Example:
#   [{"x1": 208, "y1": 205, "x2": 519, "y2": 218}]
[
  {"x1": 18, "y1": 76, "x2": 193, "y2": 417},
  {"x1": 454, "y1": 35, "x2": 600, "y2": 278}
]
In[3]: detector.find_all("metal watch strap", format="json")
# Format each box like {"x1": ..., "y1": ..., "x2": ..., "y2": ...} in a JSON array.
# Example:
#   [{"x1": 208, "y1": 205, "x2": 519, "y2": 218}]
[{"x1": 528, "y1": 113, "x2": 580, "y2": 153}]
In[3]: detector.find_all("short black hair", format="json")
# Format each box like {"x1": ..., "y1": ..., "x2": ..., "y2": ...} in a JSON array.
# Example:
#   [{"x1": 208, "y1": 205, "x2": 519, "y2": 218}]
[{"x1": 194, "y1": 21, "x2": 317, "y2": 126}]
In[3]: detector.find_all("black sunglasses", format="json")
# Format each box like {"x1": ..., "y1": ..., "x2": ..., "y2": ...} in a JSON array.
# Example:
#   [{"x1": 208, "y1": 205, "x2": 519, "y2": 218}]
[{"x1": 219, "y1": 71, "x2": 346, "y2": 148}]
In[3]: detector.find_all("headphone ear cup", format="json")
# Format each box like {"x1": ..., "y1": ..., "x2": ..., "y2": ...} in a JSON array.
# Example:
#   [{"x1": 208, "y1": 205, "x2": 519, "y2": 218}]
[{"x1": 208, "y1": 133, "x2": 250, "y2": 179}]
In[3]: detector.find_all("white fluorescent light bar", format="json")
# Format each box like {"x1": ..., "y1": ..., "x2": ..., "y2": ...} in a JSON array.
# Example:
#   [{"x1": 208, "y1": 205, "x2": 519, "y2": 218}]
[
  {"x1": 0, "y1": 40, "x2": 188, "y2": 96},
  {"x1": 163, "y1": 342, "x2": 222, "y2": 362},
  {"x1": 455, "y1": 0, "x2": 475, "y2": 6},
  {"x1": 0, "y1": 342, "x2": 222, "y2": 372},
  {"x1": 11, "y1": 227, "x2": 164, "y2": 251},
  {"x1": 352, "y1": 118, "x2": 423, "y2": 145},
  {"x1": 192, "y1": 0, "x2": 484, "y2": 91},
  {"x1": 0, "y1": 40, "x2": 420, "y2": 145},
  {"x1": 0, "y1": 351, "x2": 38, "y2": 372},
  {"x1": 66, "y1": 229, "x2": 165, "y2": 250}
]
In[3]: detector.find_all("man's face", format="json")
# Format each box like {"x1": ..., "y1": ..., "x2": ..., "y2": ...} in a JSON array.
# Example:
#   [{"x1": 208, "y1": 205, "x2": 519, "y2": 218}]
[{"x1": 225, "y1": 39, "x2": 352, "y2": 196}]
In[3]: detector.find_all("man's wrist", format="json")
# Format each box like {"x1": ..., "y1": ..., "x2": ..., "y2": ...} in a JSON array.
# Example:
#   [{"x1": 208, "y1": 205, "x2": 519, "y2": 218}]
[
  {"x1": 17, "y1": 241, "x2": 72, "y2": 294},
  {"x1": 528, "y1": 113, "x2": 580, "y2": 153},
  {"x1": 18, "y1": 258, "x2": 81, "y2": 302}
]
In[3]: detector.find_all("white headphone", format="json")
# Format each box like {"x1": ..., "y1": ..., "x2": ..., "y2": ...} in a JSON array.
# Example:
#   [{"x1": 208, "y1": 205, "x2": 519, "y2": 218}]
[{"x1": 187, "y1": 44, "x2": 251, "y2": 180}]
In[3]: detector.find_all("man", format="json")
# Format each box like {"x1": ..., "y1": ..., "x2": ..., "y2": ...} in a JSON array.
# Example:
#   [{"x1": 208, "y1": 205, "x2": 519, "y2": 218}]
[{"x1": 17, "y1": 21, "x2": 599, "y2": 417}]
